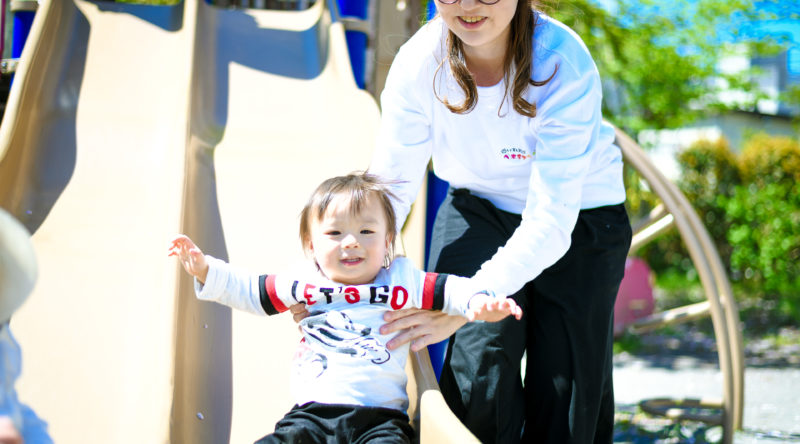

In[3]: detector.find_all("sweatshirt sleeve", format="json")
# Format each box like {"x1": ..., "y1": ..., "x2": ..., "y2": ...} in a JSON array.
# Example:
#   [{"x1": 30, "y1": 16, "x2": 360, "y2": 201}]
[
  {"x1": 194, "y1": 256, "x2": 293, "y2": 316},
  {"x1": 470, "y1": 40, "x2": 606, "y2": 297},
  {"x1": 402, "y1": 257, "x2": 492, "y2": 318},
  {"x1": 369, "y1": 42, "x2": 435, "y2": 233}
]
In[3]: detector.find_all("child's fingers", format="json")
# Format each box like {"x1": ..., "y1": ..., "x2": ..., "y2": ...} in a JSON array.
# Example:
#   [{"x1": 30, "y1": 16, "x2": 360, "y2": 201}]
[
  {"x1": 504, "y1": 300, "x2": 523, "y2": 320},
  {"x1": 168, "y1": 235, "x2": 197, "y2": 253},
  {"x1": 503, "y1": 301, "x2": 519, "y2": 319},
  {"x1": 488, "y1": 299, "x2": 504, "y2": 312},
  {"x1": 169, "y1": 236, "x2": 185, "y2": 249},
  {"x1": 468, "y1": 294, "x2": 524, "y2": 322},
  {"x1": 168, "y1": 239, "x2": 186, "y2": 255},
  {"x1": 171, "y1": 234, "x2": 190, "y2": 243}
]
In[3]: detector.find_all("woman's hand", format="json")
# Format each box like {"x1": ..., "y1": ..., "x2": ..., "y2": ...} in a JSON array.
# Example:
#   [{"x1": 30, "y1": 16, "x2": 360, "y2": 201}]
[{"x1": 380, "y1": 308, "x2": 467, "y2": 352}]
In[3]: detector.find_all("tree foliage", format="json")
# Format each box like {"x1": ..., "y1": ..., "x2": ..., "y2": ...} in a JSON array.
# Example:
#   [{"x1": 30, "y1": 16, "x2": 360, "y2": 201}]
[{"x1": 548, "y1": 0, "x2": 787, "y2": 135}]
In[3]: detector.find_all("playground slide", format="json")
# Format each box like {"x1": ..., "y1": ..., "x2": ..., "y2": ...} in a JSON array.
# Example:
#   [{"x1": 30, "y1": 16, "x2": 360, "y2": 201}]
[{"x1": 0, "y1": 0, "x2": 470, "y2": 442}]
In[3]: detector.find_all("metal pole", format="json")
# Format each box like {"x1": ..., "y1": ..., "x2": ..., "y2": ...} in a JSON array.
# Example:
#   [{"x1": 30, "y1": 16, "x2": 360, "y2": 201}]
[
  {"x1": 336, "y1": 0, "x2": 368, "y2": 89},
  {"x1": 10, "y1": 0, "x2": 37, "y2": 59}
]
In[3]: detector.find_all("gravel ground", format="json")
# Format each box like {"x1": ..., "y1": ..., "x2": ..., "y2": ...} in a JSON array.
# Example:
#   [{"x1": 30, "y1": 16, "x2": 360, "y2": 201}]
[{"x1": 611, "y1": 326, "x2": 800, "y2": 443}]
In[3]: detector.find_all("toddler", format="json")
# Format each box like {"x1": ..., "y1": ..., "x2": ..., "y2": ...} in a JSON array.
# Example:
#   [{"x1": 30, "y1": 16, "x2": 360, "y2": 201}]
[{"x1": 169, "y1": 172, "x2": 521, "y2": 443}]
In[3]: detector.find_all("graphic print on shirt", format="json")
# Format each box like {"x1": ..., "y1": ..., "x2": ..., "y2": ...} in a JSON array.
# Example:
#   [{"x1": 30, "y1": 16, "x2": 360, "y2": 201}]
[
  {"x1": 300, "y1": 311, "x2": 391, "y2": 365},
  {"x1": 500, "y1": 147, "x2": 534, "y2": 161},
  {"x1": 294, "y1": 339, "x2": 329, "y2": 379}
]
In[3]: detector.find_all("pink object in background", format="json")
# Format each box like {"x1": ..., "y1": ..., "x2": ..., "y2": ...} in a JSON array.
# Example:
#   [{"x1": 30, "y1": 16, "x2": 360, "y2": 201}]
[{"x1": 614, "y1": 257, "x2": 655, "y2": 336}]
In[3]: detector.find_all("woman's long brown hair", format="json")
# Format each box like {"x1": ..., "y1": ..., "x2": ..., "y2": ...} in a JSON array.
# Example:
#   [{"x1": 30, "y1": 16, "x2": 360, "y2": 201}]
[{"x1": 434, "y1": 0, "x2": 557, "y2": 118}]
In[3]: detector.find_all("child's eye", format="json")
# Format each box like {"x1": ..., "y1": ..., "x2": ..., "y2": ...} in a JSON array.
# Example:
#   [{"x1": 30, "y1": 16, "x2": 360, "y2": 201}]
[
  {"x1": 360, "y1": 229, "x2": 374, "y2": 234},
  {"x1": 326, "y1": 231, "x2": 341, "y2": 236}
]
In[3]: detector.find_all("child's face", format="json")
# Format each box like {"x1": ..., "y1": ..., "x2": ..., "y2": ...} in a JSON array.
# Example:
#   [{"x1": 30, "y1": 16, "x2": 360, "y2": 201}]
[{"x1": 308, "y1": 193, "x2": 391, "y2": 285}]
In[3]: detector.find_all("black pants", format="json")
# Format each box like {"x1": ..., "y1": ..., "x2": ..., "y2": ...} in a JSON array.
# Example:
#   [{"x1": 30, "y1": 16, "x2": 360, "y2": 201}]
[
  {"x1": 254, "y1": 402, "x2": 414, "y2": 444},
  {"x1": 430, "y1": 189, "x2": 631, "y2": 444}
]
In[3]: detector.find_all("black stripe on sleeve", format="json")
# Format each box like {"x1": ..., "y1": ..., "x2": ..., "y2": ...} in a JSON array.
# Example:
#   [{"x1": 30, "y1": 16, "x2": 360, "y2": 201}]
[
  {"x1": 258, "y1": 274, "x2": 280, "y2": 316},
  {"x1": 433, "y1": 273, "x2": 449, "y2": 311}
]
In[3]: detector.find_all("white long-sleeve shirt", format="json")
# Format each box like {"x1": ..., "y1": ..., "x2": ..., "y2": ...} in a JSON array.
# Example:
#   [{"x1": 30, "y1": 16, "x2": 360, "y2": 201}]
[
  {"x1": 370, "y1": 14, "x2": 626, "y2": 297},
  {"x1": 195, "y1": 256, "x2": 478, "y2": 412}
]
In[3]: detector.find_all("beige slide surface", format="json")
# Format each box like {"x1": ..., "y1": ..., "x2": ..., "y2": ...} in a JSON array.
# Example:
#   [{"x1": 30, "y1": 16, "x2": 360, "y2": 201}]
[{"x1": 0, "y1": 1, "x2": 193, "y2": 442}]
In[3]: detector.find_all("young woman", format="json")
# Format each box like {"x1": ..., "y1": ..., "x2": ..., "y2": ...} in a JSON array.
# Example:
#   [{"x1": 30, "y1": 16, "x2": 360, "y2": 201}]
[{"x1": 369, "y1": 1, "x2": 632, "y2": 442}]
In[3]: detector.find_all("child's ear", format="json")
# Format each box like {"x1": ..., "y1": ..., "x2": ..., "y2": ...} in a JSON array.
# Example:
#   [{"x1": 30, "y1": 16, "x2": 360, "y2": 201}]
[{"x1": 385, "y1": 233, "x2": 394, "y2": 250}]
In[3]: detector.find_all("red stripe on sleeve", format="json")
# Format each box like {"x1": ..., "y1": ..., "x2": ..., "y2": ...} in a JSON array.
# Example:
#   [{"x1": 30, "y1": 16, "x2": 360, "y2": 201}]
[
  {"x1": 422, "y1": 272, "x2": 438, "y2": 309},
  {"x1": 265, "y1": 275, "x2": 288, "y2": 313}
]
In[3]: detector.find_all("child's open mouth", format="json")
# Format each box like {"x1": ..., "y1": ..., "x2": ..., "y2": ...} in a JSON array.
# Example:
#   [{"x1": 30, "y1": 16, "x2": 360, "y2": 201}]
[{"x1": 341, "y1": 258, "x2": 364, "y2": 266}]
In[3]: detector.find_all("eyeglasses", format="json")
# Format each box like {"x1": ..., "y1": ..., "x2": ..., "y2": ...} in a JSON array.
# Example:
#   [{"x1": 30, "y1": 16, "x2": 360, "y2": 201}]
[{"x1": 437, "y1": 0, "x2": 501, "y2": 5}]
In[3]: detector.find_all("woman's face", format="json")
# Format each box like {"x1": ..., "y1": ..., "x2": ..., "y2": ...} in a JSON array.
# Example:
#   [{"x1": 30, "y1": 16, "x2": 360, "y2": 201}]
[{"x1": 436, "y1": 0, "x2": 518, "y2": 58}]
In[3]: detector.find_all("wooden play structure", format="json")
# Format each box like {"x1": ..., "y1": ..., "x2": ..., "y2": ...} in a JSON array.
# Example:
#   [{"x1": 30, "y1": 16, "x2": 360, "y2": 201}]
[{"x1": 616, "y1": 128, "x2": 744, "y2": 443}]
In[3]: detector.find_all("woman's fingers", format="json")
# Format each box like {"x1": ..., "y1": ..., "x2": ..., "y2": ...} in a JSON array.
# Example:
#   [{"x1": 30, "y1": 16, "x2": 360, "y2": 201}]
[
  {"x1": 387, "y1": 312, "x2": 466, "y2": 351},
  {"x1": 382, "y1": 307, "x2": 424, "y2": 323},
  {"x1": 383, "y1": 311, "x2": 443, "y2": 349},
  {"x1": 385, "y1": 326, "x2": 421, "y2": 351},
  {"x1": 380, "y1": 308, "x2": 428, "y2": 334},
  {"x1": 410, "y1": 334, "x2": 437, "y2": 352}
]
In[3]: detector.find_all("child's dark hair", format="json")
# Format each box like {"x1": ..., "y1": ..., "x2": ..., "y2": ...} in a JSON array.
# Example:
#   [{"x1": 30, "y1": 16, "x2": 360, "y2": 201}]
[
  {"x1": 299, "y1": 172, "x2": 398, "y2": 265},
  {"x1": 434, "y1": 0, "x2": 558, "y2": 117}
]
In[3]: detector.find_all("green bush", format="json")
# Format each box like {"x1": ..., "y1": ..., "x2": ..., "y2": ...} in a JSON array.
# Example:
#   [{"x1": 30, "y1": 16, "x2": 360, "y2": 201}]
[
  {"x1": 633, "y1": 139, "x2": 739, "y2": 292},
  {"x1": 723, "y1": 182, "x2": 800, "y2": 298},
  {"x1": 721, "y1": 135, "x2": 800, "y2": 319},
  {"x1": 738, "y1": 133, "x2": 800, "y2": 186},
  {"x1": 676, "y1": 138, "x2": 741, "y2": 271},
  {"x1": 630, "y1": 133, "x2": 800, "y2": 321}
]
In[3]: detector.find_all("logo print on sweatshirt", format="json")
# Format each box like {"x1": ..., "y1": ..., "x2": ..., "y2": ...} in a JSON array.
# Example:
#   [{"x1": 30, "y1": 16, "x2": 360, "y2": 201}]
[
  {"x1": 301, "y1": 311, "x2": 391, "y2": 365},
  {"x1": 500, "y1": 147, "x2": 533, "y2": 161}
]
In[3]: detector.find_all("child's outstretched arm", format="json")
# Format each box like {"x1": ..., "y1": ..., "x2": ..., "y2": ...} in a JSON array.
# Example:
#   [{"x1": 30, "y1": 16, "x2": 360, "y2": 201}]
[
  {"x1": 168, "y1": 235, "x2": 209, "y2": 283},
  {"x1": 466, "y1": 292, "x2": 523, "y2": 322}
]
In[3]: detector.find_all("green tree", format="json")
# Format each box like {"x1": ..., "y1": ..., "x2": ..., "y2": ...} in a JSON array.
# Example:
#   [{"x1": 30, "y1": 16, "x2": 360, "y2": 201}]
[{"x1": 549, "y1": 0, "x2": 786, "y2": 135}]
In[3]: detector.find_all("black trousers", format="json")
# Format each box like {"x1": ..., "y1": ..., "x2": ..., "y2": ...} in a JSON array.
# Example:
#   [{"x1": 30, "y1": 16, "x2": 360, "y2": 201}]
[
  {"x1": 254, "y1": 402, "x2": 414, "y2": 444},
  {"x1": 429, "y1": 189, "x2": 632, "y2": 444}
]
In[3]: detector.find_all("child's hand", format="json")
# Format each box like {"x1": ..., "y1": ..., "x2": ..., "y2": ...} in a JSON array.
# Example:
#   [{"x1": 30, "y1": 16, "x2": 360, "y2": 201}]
[
  {"x1": 466, "y1": 292, "x2": 523, "y2": 322},
  {"x1": 168, "y1": 235, "x2": 209, "y2": 283}
]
